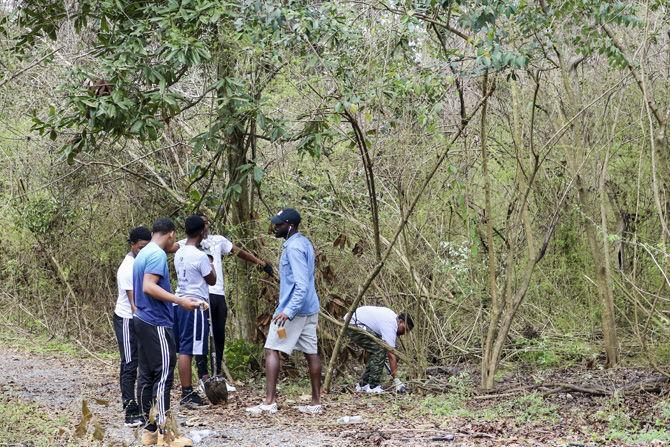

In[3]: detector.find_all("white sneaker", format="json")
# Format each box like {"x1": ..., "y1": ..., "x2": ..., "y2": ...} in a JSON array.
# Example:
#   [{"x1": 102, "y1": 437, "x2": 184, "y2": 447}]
[
  {"x1": 245, "y1": 403, "x2": 278, "y2": 414},
  {"x1": 355, "y1": 383, "x2": 370, "y2": 393},
  {"x1": 226, "y1": 383, "x2": 237, "y2": 392},
  {"x1": 366, "y1": 385, "x2": 385, "y2": 394},
  {"x1": 296, "y1": 404, "x2": 322, "y2": 414}
]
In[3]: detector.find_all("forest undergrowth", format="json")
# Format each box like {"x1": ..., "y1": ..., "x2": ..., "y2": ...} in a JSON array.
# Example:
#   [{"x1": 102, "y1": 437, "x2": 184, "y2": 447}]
[{"x1": 1, "y1": 1, "x2": 670, "y2": 444}]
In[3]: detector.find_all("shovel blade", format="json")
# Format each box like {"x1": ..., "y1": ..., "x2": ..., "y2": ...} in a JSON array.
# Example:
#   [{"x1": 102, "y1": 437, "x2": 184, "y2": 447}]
[{"x1": 203, "y1": 375, "x2": 228, "y2": 405}]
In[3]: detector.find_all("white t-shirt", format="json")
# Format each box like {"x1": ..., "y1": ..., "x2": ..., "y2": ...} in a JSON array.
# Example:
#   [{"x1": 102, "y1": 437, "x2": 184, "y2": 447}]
[
  {"x1": 174, "y1": 244, "x2": 213, "y2": 301},
  {"x1": 349, "y1": 306, "x2": 398, "y2": 348},
  {"x1": 114, "y1": 254, "x2": 135, "y2": 319},
  {"x1": 179, "y1": 235, "x2": 233, "y2": 296}
]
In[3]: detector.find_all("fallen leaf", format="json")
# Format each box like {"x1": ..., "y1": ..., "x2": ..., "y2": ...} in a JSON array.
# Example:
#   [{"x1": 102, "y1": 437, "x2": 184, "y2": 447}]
[{"x1": 74, "y1": 399, "x2": 92, "y2": 438}]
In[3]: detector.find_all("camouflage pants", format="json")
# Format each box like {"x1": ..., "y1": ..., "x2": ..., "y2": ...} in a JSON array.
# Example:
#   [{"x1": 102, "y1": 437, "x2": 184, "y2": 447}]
[{"x1": 347, "y1": 329, "x2": 387, "y2": 387}]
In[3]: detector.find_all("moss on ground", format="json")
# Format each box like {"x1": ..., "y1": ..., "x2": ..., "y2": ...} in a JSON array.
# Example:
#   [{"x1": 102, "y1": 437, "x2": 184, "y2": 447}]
[{"x1": 0, "y1": 396, "x2": 73, "y2": 447}]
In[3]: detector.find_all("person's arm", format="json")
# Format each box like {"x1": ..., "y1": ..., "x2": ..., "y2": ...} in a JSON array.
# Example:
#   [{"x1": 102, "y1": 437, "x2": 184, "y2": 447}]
[
  {"x1": 142, "y1": 273, "x2": 203, "y2": 310},
  {"x1": 165, "y1": 242, "x2": 180, "y2": 254},
  {"x1": 165, "y1": 241, "x2": 181, "y2": 254},
  {"x1": 200, "y1": 254, "x2": 216, "y2": 286},
  {"x1": 232, "y1": 244, "x2": 264, "y2": 266},
  {"x1": 387, "y1": 351, "x2": 398, "y2": 378},
  {"x1": 126, "y1": 290, "x2": 136, "y2": 314},
  {"x1": 273, "y1": 248, "x2": 308, "y2": 324},
  {"x1": 204, "y1": 269, "x2": 216, "y2": 286},
  {"x1": 231, "y1": 244, "x2": 274, "y2": 276}
]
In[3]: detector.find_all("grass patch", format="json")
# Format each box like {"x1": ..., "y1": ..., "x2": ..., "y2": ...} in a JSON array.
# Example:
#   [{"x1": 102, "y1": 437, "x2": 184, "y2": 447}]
[
  {"x1": 508, "y1": 393, "x2": 559, "y2": 424},
  {"x1": 277, "y1": 377, "x2": 312, "y2": 398},
  {"x1": 591, "y1": 393, "x2": 670, "y2": 443},
  {"x1": 0, "y1": 396, "x2": 72, "y2": 447},
  {"x1": 603, "y1": 428, "x2": 670, "y2": 444},
  {"x1": 0, "y1": 323, "x2": 117, "y2": 361},
  {"x1": 421, "y1": 372, "x2": 475, "y2": 418},
  {"x1": 512, "y1": 337, "x2": 597, "y2": 368}
]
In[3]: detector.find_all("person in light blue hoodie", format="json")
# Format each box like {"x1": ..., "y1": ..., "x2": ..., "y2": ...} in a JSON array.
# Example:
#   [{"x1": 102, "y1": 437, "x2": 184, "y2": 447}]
[{"x1": 246, "y1": 208, "x2": 322, "y2": 415}]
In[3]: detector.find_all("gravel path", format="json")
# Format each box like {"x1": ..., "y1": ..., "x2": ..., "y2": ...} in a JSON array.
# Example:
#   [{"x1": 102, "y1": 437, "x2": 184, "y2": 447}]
[{"x1": 0, "y1": 346, "x2": 349, "y2": 446}]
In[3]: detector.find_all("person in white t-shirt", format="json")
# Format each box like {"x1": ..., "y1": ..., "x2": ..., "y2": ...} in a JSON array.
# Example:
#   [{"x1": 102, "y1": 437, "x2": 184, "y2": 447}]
[
  {"x1": 113, "y1": 226, "x2": 151, "y2": 427},
  {"x1": 347, "y1": 306, "x2": 414, "y2": 394},
  {"x1": 174, "y1": 215, "x2": 216, "y2": 407},
  {"x1": 174, "y1": 213, "x2": 273, "y2": 383}
]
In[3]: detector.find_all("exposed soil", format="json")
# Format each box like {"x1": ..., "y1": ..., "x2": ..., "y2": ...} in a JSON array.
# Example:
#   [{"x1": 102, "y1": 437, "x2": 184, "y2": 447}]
[{"x1": 1, "y1": 345, "x2": 669, "y2": 446}]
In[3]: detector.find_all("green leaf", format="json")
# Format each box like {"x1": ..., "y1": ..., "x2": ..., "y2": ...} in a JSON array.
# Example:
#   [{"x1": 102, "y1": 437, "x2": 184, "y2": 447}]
[
  {"x1": 189, "y1": 189, "x2": 201, "y2": 203},
  {"x1": 253, "y1": 166, "x2": 264, "y2": 183},
  {"x1": 130, "y1": 120, "x2": 144, "y2": 134}
]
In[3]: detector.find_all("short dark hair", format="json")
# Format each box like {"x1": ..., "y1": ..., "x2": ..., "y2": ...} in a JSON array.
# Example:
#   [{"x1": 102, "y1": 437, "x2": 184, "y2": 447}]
[
  {"x1": 128, "y1": 226, "x2": 151, "y2": 244},
  {"x1": 398, "y1": 313, "x2": 414, "y2": 331},
  {"x1": 152, "y1": 218, "x2": 176, "y2": 234},
  {"x1": 184, "y1": 214, "x2": 205, "y2": 237}
]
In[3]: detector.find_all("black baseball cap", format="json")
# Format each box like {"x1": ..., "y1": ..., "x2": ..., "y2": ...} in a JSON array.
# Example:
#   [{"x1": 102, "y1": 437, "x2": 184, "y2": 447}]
[{"x1": 271, "y1": 208, "x2": 301, "y2": 225}]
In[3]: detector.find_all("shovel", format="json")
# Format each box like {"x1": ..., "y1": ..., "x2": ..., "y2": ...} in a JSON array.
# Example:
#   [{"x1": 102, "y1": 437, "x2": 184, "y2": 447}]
[{"x1": 202, "y1": 305, "x2": 228, "y2": 405}]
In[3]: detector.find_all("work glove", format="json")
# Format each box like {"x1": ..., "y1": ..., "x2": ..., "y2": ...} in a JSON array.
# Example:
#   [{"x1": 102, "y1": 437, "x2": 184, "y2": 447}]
[
  {"x1": 394, "y1": 378, "x2": 407, "y2": 393},
  {"x1": 261, "y1": 262, "x2": 274, "y2": 277}
]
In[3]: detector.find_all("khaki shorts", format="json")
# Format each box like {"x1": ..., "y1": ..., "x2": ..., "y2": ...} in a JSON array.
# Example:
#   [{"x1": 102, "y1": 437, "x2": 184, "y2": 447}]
[{"x1": 264, "y1": 313, "x2": 318, "y2": 355}]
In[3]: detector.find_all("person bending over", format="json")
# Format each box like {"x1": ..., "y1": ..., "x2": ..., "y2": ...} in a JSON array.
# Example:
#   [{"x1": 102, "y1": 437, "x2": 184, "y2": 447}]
[{"x1": 347, "y1": 306, "x2": 413, "y2": 394}]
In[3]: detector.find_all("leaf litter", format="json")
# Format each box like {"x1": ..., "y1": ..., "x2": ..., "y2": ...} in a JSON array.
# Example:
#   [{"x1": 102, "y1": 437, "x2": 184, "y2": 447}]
[{"x1": 1, "y1": 346, "x2": 669, "y2": 446}]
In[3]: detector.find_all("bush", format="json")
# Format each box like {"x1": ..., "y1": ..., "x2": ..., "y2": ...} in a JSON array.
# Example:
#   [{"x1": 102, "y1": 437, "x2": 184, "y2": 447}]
[{"x1": 225, "y1": 338, "x2": 263, "y2": 380}]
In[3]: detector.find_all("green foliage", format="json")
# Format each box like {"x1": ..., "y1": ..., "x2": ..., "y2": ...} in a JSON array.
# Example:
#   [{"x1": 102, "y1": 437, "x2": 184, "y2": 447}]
[
  {"x1": 594, "y1": 393, "x2": 632, "y2": 432},
  {"x1": 512, "y1": 337, "x2": 597, "y2": 368},
  {"x1": 0, "y1": 0, "x2": 667, "y2": 392},
  {"x1": 509, "y1": 393, "x2": 558, "y2": 424},
  {"x1": 13, "y1": 193, "x2": 60, "y2": 236},
  {"x1": 421, "y1": 372, "x2": 474, "y2": 417},
  {"x1": 656, "y1": 398, "x2": 670, "y2": 421},
  {"x1": 224, "y1": 338, "x2": 262, "y2": 380},
  {"x1": 592, "y1": 393, "x2": 670, "y2": 443}
]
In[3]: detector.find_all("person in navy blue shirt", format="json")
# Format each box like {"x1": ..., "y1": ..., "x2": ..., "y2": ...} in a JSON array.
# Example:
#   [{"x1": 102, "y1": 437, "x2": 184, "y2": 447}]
[
  {"x1": 246, "y1": 208, "x2": 322, "y2": 415},
  {"x1": 133, "y1": 218, "x2": 203, "y2": 446}
]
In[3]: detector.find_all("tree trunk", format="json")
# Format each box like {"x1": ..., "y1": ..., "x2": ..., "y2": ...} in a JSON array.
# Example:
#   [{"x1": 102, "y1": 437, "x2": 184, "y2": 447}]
[
  {"x1": 557, "y1": 52, "x2": 619, "y2": 368},
  {"x1": 217, "y1": 37, "x2": 258, "y2": 341},
  {"x1": 479, "y1": 73, "x2": 501, "y2": 390}
]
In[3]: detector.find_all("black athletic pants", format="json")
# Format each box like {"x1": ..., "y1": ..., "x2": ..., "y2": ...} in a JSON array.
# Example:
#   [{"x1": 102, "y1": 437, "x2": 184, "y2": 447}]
[
  {"x1": 195, "y1": 293, "x2": 227, "y2": 377},
  {"x1": 134, "y1": 317, "x2": 176, "y2": 428},
  {"x1": 113, "y1": 314, "x2": 138, "y2": 406}
]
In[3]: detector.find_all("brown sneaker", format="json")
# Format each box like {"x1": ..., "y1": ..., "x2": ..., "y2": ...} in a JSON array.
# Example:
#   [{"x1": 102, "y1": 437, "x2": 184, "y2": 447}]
[
  {"x1": 157, "y1": 431, "x2": 193, "y2": 447},
  {"x1": 141, "y1": 429, "x2": 158, "y2": 445}
]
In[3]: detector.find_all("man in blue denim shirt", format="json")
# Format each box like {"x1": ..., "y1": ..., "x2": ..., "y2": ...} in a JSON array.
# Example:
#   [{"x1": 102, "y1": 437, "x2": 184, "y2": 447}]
[{"x1": 246, "y1": 208, "x2": 322, "y2": 415}]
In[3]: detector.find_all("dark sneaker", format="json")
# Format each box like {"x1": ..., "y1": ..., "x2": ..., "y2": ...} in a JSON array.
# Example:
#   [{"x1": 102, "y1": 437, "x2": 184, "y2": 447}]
[
  {"x1": 124, "y1": 400, "x2": 143, "y2": 427},
  {"x1": 180, "y1": 389, "x2": 207, "y2": 408}
]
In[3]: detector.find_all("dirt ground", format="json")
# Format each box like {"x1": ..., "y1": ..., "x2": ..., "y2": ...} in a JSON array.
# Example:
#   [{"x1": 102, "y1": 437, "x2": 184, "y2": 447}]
[{"x1": 1, "y1": 344, "x2": 669, "y2": 447}]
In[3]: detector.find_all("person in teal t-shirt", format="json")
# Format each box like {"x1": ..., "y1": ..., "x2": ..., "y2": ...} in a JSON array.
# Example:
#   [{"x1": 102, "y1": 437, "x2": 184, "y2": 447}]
[{"x1": 133, "y1": 218, "x2": 204, "y2": 446}]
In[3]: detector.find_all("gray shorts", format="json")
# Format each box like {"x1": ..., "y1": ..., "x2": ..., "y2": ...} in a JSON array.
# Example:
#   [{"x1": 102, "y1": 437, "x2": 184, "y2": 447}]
[{"x1": 264, "y1": 313, "x2": 318, "y2": 355}]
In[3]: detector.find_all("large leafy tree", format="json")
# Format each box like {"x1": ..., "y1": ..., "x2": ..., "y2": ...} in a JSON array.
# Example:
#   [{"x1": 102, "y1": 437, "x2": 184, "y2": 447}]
[{"x1": 2, "y1": 0, "x2": 330, "y2": 339}]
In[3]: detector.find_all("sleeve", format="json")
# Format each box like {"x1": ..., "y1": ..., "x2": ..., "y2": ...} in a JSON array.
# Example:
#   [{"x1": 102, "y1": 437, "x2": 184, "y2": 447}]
[
  {"x1": 219, "y1": 236, "x2": 233, "y2": 255},
  {"x1": 118, "y1": 260, "x2": 133, "y2": 291},
  {"x1": 282, "y1": 247, "x2": 309, "y2": 319},
  {"x1": 198, "y1": 253, "x2": 213, "y2": 277},
  {"x1": 145, "y1": 250, "x2": 167, "y2": 277}
]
